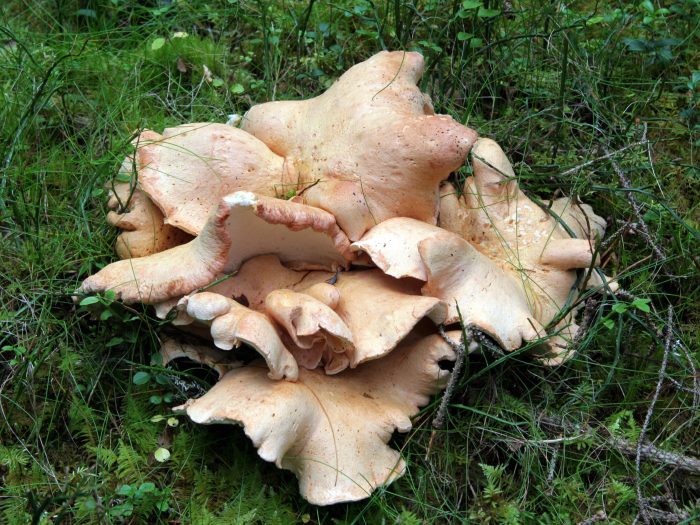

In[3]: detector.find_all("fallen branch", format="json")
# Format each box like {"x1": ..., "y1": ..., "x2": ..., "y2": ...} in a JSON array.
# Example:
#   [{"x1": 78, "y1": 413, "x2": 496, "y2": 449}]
[
  {"x1": 576, "y1": 510, "x2": 608, "y2": 525},
  {"x1": 635, "y1": 306, "x2": 673, "y2": 524},
  {"x1": 602, "y1": 134, "x2": 666, "y2": 261},
  {"x1": 538, "y1": 411, "x2": 700, "y2": 477},
  {"x1": 560, "y1": 137, "x2": 648, "y2": 177},
  {"x1": 433, "y1": 324, "x2": 472, "y2": 429}
]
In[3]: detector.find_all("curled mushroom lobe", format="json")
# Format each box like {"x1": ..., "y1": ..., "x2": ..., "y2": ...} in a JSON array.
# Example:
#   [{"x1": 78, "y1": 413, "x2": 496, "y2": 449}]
[{"x1": 78, "y1": 51, "x2": 615, "y2": 504}]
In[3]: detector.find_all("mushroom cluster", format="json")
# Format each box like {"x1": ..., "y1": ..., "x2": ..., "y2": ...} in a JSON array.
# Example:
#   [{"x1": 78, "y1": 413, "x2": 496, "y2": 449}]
[{"x1": 78, "y1": 51, "x2": 614, "y2": 505}]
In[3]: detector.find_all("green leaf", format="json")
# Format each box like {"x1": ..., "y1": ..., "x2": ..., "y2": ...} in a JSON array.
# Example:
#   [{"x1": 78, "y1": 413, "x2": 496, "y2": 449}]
[
  {"x1": 461, "y1": 0, "x2": 482, "y2": 9},
  {"x1": 154, "y1": 447, "x2": 170, "y2": 462},
  {"x1": 139, "y1": 482, "x2": 156, "y2": 493},
  {"x1": 624, "y1": 38, "x2": 649, "y2": 52},
  {"x1": 149, "y1": 395, "x2": 163, "y2": 404},
  {"x1": 167, "y1": 417, "x2": 179, "y2": 427},
  {"x1": 586, "y1": 16, "x2": 604, "y2": 26},
  {"x1": 640, "y1": 0, "x2": 654, "y2": 14},
  {"x1": 603, "y1": 319, "x2": 615, "y2": 330},
  {"x1": 612, "y1": 303, "x2": 628, "y2": 314},
  {"x1": 230, "y1": 83, "x2": 245, "y2": 94},
  {"x1": 631, "y1": 298, "x2": 651, "y2": 313},
  {"x1": 151, "y1": 37, "x2": 166, "y2": 51},
  {"x1": 106, "y1": 337, "x2": 123, "y2": 347},
  {"x1": 132, "y1": 371, "x2": 151, "y2": 385},
  {"x1": 75, "y1": 9, "x2": 97, "y2": 18},
  {"x1": 79, "y1": 296, "x2": 100, "y2": 306},
  {"x1": 117, "y1": 484, "x2": 135, "y2": 496},
  {"x1": 457, "y1": 32, "x2": 473, "y2": 41},
  {"x1": 103, "y1": 290, "x2": 116, "y2": 302},
  {"x1": 477, "y1": 7, "x2": 501, "y2": 18},
  {"x1": 212, "y1": 78, "x2": 224, "y2": 88}
]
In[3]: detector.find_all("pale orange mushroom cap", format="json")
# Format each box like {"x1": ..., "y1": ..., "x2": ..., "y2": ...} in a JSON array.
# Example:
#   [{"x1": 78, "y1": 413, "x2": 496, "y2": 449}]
[
  {"x1": 439, "y1": 138, "x2": 616, "y2": 359},
  {"x1": 133, "y1": 124, "x2": 297, "y2": 235},
  {"x1": 175, "y1": 332, "x2": 455, "y2": 506},
  {"x1": 106, "y1": 174, "x2": 191, "y2": 259},
  {"x1": 78, "y1": 192, "x2": 353, "y2": 304},
  {"x1": 264, "y1": 289, "x2": 353, "y2": 351},
  {"x1": 242, "y1": 50, "x2": 478, "y2": 241},
  {"x1": 181, "y1": 292, "x2": 299, "y2": 381},
  {"x1": 353, "y1": 139, "x2": 615, "y2": 360},
  {"x1": 81, "y1": 51, "x2": 620, "y2": 506},
  {"x1": 160, "y1": 338, "x2": 241, "y2": 379}
]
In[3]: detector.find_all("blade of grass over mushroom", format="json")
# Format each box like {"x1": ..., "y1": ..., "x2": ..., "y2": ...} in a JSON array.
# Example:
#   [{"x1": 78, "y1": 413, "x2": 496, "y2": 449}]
[{"x1": 434, "y1": 138, "x2": 615, "y2": 361}]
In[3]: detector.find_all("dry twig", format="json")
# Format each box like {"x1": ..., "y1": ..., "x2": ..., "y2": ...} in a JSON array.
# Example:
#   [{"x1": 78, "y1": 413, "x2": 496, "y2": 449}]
[
  {"x1": 433, "y1": 324, "x2": 473, "y2": 429},
  {"x1": 635, "y1": 306, "x2": 673, "y2": 525}
]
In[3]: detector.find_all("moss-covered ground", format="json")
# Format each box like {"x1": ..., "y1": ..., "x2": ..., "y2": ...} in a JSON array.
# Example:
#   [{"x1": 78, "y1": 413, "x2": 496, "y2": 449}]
[{"x1": 1, "y1": 1, "x2": 699, "y2": 523}]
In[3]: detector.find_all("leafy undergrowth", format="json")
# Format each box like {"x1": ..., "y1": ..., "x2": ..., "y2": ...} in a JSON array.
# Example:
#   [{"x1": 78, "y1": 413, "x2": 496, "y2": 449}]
[{"x1": 1, "y1": 1, "x2": 699, "y2": 523}]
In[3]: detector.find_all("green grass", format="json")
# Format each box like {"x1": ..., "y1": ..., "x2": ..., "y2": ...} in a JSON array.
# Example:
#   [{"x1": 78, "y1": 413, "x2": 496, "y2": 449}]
[{"x1": 1, "y1": 0, "x2": 699, "y2": 523}]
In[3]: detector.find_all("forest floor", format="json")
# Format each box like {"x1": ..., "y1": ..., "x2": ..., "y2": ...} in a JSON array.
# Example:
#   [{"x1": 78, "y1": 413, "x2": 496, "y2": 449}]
[{"x1": 1, "y1": 1, "x2": 699, "y2": 523}]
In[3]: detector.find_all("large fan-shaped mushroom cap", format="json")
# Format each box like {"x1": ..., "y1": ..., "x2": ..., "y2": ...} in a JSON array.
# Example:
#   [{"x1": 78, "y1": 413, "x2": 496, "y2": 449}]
[
  {"x1": 175, "y1": 332, "x2": 455, "y2": 505},
  {"x1": 353, "y1": 140, "x2": 615, "y2": 362},
  {"x1": 242, "y1": 51, "x2": 477, "y2": 241},
  {"x1": 332, "y1": 270, "x2": 446, "y2": 366}
]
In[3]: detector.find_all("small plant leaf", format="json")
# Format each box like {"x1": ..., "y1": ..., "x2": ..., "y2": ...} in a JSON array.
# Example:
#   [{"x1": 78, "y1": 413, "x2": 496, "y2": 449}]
[
  {"x1": 154, "y1": 447, "x2": 170, "y2": 462},
  {"x1": 149, "y1": 395, "x2": 163, "y2": 404},
  {"x1": 133, "y1": 371, "x2": 151, "y2": 385},
  {"x1": 79, "y1": 296, "x2": 100, "y2": 306},
  {"x1": 586, "y1": 16, "x2": 604, "y2": 26},
  {"x1": 461, "y1": 0, "x2": 482, "y2": 9},
  {"x1": 612, "y1": 303, "x2": 628, "y2": 314},
  {"x1": 151, "y1": 37, "x2": 166, "y2": 51},
  {"x1": 477, "y1": 7, "x2": 501, "y2": 18},
  {"x1": 631, "y1": 298, "x2": 651, "y2": 313}
]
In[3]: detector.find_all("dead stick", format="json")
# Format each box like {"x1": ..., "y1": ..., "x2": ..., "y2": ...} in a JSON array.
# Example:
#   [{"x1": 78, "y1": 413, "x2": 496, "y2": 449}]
[
  {"x1": 561, "y1": 138, "x2": 647, "y2": 177},
  {"x1": 636, "y1": 306, "x2": 673, "y2": 525},
  {"x1": 603, "y1": 143, "x2": 666, "y2": 261},
  {"x1": 433, "y1": 325, "x2": 470, "y2": 429}
]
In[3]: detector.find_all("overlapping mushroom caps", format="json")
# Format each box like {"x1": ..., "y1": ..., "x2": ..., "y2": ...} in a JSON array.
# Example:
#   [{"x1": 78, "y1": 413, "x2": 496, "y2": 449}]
[
  {"x1": 352, "y1": 138, "x2": 615, "y2": 363},
  {"x1": 77, "y1": 51, "x2": 616, "y2": 504}
]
